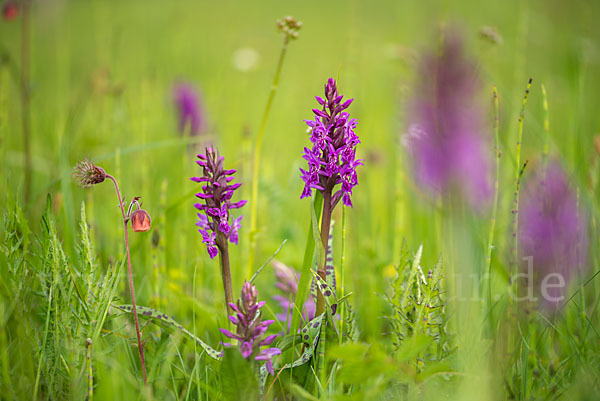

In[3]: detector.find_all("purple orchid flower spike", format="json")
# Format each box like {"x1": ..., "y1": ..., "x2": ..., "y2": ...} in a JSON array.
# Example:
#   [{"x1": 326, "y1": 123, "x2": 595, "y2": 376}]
[
  {"x1": 404, "y1": 29, "x2": 491, "y2": 208},
  {"x1": 219, "y1": 282, "x2": 282, "y2": 375},
  {"x1": 300, "y1": 78, "x2": 363, "y2": 209},
  {"x1": 300, "y1": 78, "x2": 361, "y2": 315},
  {"x1": 192, "y1": 147, "x2": 246, "y2": 312},
  {"x1": 272, "y1": 260, "x2": 316, "y2": 330},
  {"x1": 519, "y1": 161, "x2": 588, "y2": 310},
  {"x1": 192, "y1": 147, "x2": 246, "y2": 258},
  {"x1": 173, "y1": 83, "x2": 206, "y2": 136}
]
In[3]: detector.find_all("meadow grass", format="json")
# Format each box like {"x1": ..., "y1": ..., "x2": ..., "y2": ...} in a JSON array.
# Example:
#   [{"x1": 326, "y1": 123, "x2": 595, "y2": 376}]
[{"x1": 1, "y1": 0, "x2": 600, "y2": 399}]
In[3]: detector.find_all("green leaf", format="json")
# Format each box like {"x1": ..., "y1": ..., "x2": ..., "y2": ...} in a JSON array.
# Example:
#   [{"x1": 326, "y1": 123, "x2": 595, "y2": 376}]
[
  {"x1": 112, "y1": 304, "x2": 221, "y2": 360},
  {"x1": 310, "y1": 269, "x2": 338, "y2": 318},
  {"x1": 219, "y1": 347, "x2": 259, "y2": 401},
  {"x1": 292, "y1": 193, "x2": 323, "y2": 335},
  {"x1": 401, "y1": 244, "x2": 423, "y2": 306},
  {"x1": 289, "y1": 383, "x2": 320, "y2": 401},
  {"x1": 276, "y1": 333, "x2": 304, "y2": 353},
  {"x1": 249, "y1": 239, "x2": 287, "y2": 284},
  {"x1": 282, "y1": 314, "x2": 323, "y2": 370},
  {"x1": 395, "y1": 334, "x2": 434, "y2": 362}
]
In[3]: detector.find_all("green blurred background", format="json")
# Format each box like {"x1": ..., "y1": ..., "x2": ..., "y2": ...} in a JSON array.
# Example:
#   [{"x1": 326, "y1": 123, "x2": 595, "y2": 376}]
[{"x1": 1, "y1": 0, "x2": 599, "y2": 398}]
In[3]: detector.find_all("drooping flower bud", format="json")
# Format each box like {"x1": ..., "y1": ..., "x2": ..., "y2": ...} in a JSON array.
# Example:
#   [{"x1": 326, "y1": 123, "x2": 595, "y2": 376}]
[
  {"x1": 130, "y1": 209, "x2": 152, "y2": 232},
  {"x1": 2, "y1": 1, "x2": 18, "y2": 21}
]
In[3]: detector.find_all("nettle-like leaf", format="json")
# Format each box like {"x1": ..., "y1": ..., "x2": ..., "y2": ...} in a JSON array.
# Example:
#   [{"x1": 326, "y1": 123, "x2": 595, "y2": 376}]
[
  {"x1": 112, "y1": 304, "x2": 221, "y2": 360},
  {"x1": 383, "y1": 244, "x2": 451, "y2": 370}
]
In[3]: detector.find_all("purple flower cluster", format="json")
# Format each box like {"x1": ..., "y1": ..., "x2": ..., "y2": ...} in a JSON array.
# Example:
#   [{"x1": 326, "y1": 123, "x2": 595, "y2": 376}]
[
  {"x1": 272, "y1": 260, "x2": 316, "y2": 328},
  {"x1": 220, "y1": 282, "x2": 281, "y2": 375},
  {"x1": 192, "y1": 147, "x2": 246, "y2": 258},
  {"x1": 404, "y1": 30, "x2": 491, "y2": 207},
  {"x1": 519, "y1": 161, "x2": 588, "y2": 308},
  {"x1": 300, "y1": 78, "x2": 362, "y2": 207},
  {"x1": 173, "y1": 83, "x2": 205, "y2": 136}
]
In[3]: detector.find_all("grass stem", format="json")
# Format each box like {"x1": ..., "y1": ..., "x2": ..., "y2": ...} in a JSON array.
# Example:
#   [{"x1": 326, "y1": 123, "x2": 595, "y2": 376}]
[
  {"x1": 20, "y1": 0, "x2": 32, "y2": 203},
  {"x1": 247, "y1": 35, "x2": 290, "y2": 277},
  {"x1": 511, "y1": 78, "x2": 532, "y2": 272},
  {"x1": 487, "y1": 86, "x2": 500, "y2": 304}
]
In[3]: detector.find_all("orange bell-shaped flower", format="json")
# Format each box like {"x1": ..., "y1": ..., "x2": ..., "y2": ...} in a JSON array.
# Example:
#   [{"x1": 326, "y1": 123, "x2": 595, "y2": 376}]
[{"x1": 130, "y1": 209, "x2": 151, "y2": 232}]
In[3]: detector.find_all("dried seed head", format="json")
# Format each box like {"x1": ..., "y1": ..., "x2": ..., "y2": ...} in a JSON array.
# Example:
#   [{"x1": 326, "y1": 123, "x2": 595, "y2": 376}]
[
  {"x1": 276, "y1": 16, "x2": 302, "y2": 40},
  {"x1": 74, "y1": 158, "x2": 107, "y2": 188},
  {"x1": 478, "y1": 26, "x2": 503, "y2": 45},
  {"x1": 131, "y1": 209, "x2": 152, "y2": 232}
]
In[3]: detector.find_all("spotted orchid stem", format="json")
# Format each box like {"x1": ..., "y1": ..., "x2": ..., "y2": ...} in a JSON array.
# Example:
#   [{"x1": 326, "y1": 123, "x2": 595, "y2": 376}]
[{"x1": 316, "y1": 188, "x2": 333, "y2": 316}]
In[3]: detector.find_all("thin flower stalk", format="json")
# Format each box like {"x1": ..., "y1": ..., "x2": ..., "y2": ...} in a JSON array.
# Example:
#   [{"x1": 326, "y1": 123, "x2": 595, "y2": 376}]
[
  {"x1": 74, "y1": 159, "x2": 150, "y2": 384},
  {"x1": 247, "y1": 16, "x2": 302, "y2": 278},
  {"x1": 487, "y1": 86, "x2": 500, "y2": 304},
  {"x1": 511, "y1": 78, "x2": 533, "y2": 274},
  {"x1": 20, "y1": 0, "x2": 31, "y2": 202}
]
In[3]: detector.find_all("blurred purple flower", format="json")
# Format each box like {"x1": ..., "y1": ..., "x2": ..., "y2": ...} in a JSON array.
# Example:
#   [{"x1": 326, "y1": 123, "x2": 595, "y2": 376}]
[
  {"x1": 300, "y1": 78, "x2": 363, "y2": 208},
  {"x1": 272, "y1": 260, "x2": 316, "y2": 329},
  {"x1": 519, "y1": 161, "x2": 588, "y2": 309},
  {"x1": 219, "y1": 282, "x2": 281, "y2": 375},
  {"x1": 404, "y1": 31, "x2": 491, "y2": 207},
  {"x1": 173, "y1": 83, "x2": 205, "y2": 136},
  {"x1": 192, "y1": 148, "x2": 246, "y2": 258}
]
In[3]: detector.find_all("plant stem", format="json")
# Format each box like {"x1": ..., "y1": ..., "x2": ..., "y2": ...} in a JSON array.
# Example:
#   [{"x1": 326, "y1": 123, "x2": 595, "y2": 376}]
[
  {"x1": 86, "y1": 338, "x2": 93, "y2": 401},
  {"x1": 247, "y1": 35, "x2": 290, "y2": 278},
  {"x1": 316, "y1": 189, "x2": 333, "y2": 316},
  {"x1": 487, "y1": 86, "x2": 500, "y2": 305},
  {"x1": 541, "y1": 84, "x2": 550, "y2": 171},
  {"x1": 21, "y1": 0, "x2": 32, "y2": 203},
  {"x1": 511, "y1": 78, "x2": 532, "y2": 270},
  {"x1": 216, "y1": 232, "x2": 234, "y2": 315},
  {"x1": 106, "y1": 174, "x2": 147, "y2": 384}
]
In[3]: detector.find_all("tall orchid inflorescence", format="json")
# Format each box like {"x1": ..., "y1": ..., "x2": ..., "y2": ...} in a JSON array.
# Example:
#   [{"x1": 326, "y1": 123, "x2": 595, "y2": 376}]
[
  {"x1": 192, "y1": 147, "x2": 246, "y2": 259},
  {"x1": 173, "y1": 83, "x2": 205, "y2": 136},
  {"x1": 404, "y1": 30, "x2": 491, "y2": 208},
  {"x1": 220, "y1": 282, "x2": 281, "y2": 375},
  {"x1": 192, "y1": 147, "x2": 245, "y2": 312},
  {"x1": 272, "y1": 260, "x2": 316, "y2": 329},
  {"x1": 300, "y1": 78, "x2": 362, "y2": 208},
  {"x1": 519, "y1": 161, "x2": 588, "y2": 309},
  {"x1": 300, "y1": 78, "x2": 362, "y2": 315}
]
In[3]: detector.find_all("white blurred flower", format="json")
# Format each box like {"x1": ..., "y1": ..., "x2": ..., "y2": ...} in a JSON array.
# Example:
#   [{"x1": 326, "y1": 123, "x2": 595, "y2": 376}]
[{"x1": 232, "y1": 47, "x2": 260, "y2": 71}]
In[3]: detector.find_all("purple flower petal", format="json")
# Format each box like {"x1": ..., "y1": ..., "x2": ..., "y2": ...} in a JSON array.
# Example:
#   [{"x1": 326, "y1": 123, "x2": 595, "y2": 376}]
[{"x1": 219, "y1": 328, "x2": 241, "y2": 341}]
